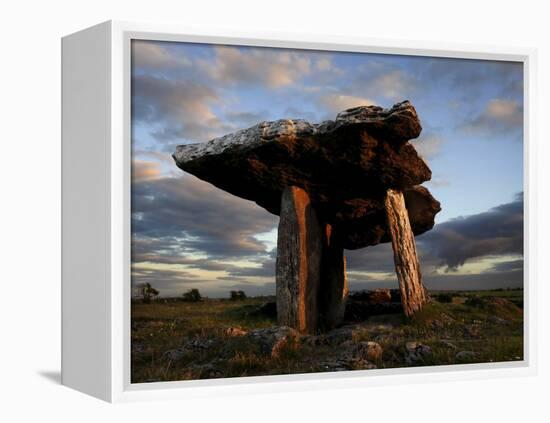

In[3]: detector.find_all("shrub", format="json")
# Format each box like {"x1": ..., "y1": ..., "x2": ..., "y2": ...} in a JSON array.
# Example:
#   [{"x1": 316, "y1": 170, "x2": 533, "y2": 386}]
[
  {"x1": 182, "y1": 288, "x2": 202, "y2": 302},
  {"x1": 436, "y1": 293, "x2": 454, "y2": 303},
  {"x1": 230, "y1": 290, "x2": 247, "y2": 301}
]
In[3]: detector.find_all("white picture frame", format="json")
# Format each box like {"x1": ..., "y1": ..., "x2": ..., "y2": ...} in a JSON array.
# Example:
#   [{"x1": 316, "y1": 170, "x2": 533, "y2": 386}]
[{"x1": 61, "y1": 20, "x2": 538, "y2": 403}]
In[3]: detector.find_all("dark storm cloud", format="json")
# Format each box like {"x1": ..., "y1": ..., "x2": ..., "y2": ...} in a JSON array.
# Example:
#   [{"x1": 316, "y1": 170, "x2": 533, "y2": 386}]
[
  {"x1": 347, "y1": 268, "x2": 523, "y2": 292},
  {"x1": 420, "y1": 193, "x2": 523, "y2": 270},
  {"x1": 132, "y1": 236, "x2": 248, "y2": 272},
  {"x1": 487, "y1": 259, "x2": 524, "y2": 273},
  {"x1": 346, "y1": 243, "x2": 397, "y2": 275},
  {"x1": 132, "y1": 171, "x2": 278, "y2": 259},
  {"x1": 346, "y1": 194, "x2": 523, "y2": 283}
]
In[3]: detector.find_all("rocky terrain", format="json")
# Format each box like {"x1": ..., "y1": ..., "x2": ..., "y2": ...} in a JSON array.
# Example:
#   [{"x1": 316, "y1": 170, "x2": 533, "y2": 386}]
[{"x1": 131, "y1": 289, "x2": 524, "y2": 383}]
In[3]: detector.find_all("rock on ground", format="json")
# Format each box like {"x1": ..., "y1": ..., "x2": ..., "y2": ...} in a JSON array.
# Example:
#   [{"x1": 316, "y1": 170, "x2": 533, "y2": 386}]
[
  {"x1": 354, "y1": 341, "x2": 384, "y2": 362},
  {"x1": 225, "y1": 327, "x2": 248, "y2": 337},
  {"x1": 405, "y1": 342, "x2": 433, "y2": 364},
  {"x1": 246, "y1": 326, "x2": 299, "y2": 358},
  {"x1": 455, "y1": 351, "x2": 478, "y2": 361}
]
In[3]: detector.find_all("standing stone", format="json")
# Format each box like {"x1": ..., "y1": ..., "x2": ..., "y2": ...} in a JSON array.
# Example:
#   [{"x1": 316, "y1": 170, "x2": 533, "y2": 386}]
[
  {"x1": 385, "y1": 189, "x2": 427, "y2": 316},
  {"x1": 276, "y1": 186, "x2": 322, "y2": 334},
  {"x1": 318, "y1": 224, "x2": 348, "y2": 330}
]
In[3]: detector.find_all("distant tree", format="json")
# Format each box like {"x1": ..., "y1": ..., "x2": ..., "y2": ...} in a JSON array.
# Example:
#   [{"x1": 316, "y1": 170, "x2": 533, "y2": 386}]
[
  {"x1": 140, "y1": 282, "x2": 159, "y2": 304},
  {"x1": 230, "y1": 290, "x2": 247, "y2": 301},
  {"x1": 182, "y1": 288, "x2": 202, "y2": 302}
]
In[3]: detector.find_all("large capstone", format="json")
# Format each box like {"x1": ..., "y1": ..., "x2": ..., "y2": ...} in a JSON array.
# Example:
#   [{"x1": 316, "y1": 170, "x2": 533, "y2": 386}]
[{"x1": 173, "y1": 101, "x2": 440, "y2": 250}]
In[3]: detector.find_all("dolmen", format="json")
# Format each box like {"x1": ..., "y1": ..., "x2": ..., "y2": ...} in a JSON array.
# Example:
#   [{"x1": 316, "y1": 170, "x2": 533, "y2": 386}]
[{"x1": 173, "y1": 101, "x2": 441, "y2": 334}]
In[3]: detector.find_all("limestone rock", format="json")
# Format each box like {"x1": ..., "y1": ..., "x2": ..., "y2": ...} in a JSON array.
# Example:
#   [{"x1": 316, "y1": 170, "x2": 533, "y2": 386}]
[
  {"x1": 354, "y1": 341, "x2": 384, "y2": 361},
  {"x1": 349, "y1": 288, "x2": 392, "y2": 304},
  {"x1": 405, "y1": 342, "x2": 433, "y2": 364},
  {"x1": 318, "y1": 224, "x2": 348, "y2": 330},
  {"x1": 246, "y1": 326, "x2": 299, "y2": 358},
  {"x1": 173, "y1": 101, "x2": 440, "y2": 250},
  {"x1": 163, "y1": 337, "x2": 218, "y2": 361},
  {"x1": 455, "y1": 350, "x2": 478, "y2": 361},
  {"x1": 225, "y1": 327, "x2": 247, "y2": 337},
  {"x1": 276, "y1": 186, "x2": 322, "y2": 333}
]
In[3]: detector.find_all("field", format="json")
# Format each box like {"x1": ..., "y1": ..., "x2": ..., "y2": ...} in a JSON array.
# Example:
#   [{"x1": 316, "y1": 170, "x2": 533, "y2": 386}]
[{"x1": 131, "y1": 289, "x2": 523, "y2": 383}]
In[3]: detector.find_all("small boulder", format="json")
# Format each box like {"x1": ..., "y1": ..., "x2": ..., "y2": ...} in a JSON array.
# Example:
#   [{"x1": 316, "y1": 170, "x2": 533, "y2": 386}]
[
  {"x1": 440, "y1": 339, "x2": 458, "y2": 350},
  {"x1": 354, "y1": 341, "x2": 384, "y2": 362},
  {"x1": 246, "y1": 326, "x2": 299, "y2": 358},
  {"x1": 225, "y1": 327, "x2": 248, "y2": 337},
  {"x1": 368, "y1": 289, "x2": 392, "y2": 304},
  {"x1": 163, "y1": 337, "x2": 218, "y2": 361},
  {"x1": 188, "y1": 362, "x2": 224, "y2": 379},
  {"x1": 405, "y1": 341, "x2": 433, "y2": 364},
  {"x1": 163, "y1": 348, "x2": 187, "y2": 362},
  {"x1": 455, "y1": 350, "x2": 477, "y2": 362}
]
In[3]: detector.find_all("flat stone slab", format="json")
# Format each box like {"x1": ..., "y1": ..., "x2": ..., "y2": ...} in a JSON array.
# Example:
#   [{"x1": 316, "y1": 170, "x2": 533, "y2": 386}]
[{"x1": 173, "y1": 101, "x2": 440, "y2": 249}]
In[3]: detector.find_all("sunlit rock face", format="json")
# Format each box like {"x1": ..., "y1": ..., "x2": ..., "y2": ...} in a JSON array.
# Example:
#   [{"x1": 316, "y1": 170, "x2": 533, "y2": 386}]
[{"x1": 173, "y1": 100, "x2": 440, "y2": 250}]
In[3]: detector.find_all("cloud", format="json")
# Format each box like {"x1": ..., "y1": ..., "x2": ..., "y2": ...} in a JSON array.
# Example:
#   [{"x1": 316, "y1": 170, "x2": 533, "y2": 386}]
[
  {"x1": 199, "y1": 46, "x2": 314, "y2": 88},
  {"x1": 345, "y1": 194, "x2": 523, "y2": 289},
  {"x1": 350, "y1": 62, "x2": 416, "y2": 102},
  {"x1": 424, "y1": 59, "x2": 523, "y2": 100},
  {"x1": 132, "y1": 177, "x2": 523, "y2": 295},
  {"x1": 318, "y1": 94, "x2": 375, "y2": 113},
  {"x1": 412, "y1": 133, "x2": 443, "y2": 160},
  {"x1": 132, "y1": 160, "x2": 161, "y2": 182},
  {"x1": 369, "y1": 69, "x2": 413, "y2": 99},
  {"x1": 132, "y1": 40, "x2": 191, "y2": 72},
  {"x1": 420, "y1": 193, "x2": 523, "y2": 270},
  {"x1": 132, "y1": 74, "x2": 231, "y2": 144},
  {"x1": 224, "y1": 110, "x2": 271, "y2": 129},
  {"x1": 461, "y1": 98, "x2": 523, "y2": 135},
  {"x1": 132, "y1": 169, "x2": 278, "y2": 258}
]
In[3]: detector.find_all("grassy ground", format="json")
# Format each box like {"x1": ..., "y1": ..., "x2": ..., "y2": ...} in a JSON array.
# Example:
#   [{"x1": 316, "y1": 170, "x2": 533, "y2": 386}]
[{"x1": 131, "y1": 290, "x2": 523, "y2": 383}]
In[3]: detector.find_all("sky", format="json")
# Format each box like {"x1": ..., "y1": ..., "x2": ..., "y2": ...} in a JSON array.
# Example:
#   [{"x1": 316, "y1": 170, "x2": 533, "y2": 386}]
[{"x1": 131, "y1": 39, "x2": 524, "y2": 298}]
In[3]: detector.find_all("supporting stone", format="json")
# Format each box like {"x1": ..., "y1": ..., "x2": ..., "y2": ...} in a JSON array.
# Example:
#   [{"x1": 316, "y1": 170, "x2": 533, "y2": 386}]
[
  {"x1": 385, "y1": 189, "x2": 427, "y2": 316},
  {"x1": 318, "y1": 224, "x2": 348, "y2": 330},
  {"x1": 276, "y1": 186, "x2": 322, "y2": 334}
]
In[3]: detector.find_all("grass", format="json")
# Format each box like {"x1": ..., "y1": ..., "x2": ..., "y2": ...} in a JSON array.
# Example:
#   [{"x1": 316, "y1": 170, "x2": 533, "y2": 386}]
[{"x1": 131, "y1": 290, "x2": 524, "y2": 383}]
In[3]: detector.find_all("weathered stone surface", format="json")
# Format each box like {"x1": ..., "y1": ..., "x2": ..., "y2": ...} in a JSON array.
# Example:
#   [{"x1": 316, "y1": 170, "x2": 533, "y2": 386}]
[
  {"x1": 404, "y1": 342, "x2": 433, "y2": 364},
  {"x1": 354, "y1": 341, "x2": 384, "y2": 362},
  {"x1": 385, "y1": 189, "x2": 427, "y2": 316},
  {"x1": 455, "y1": 350, "x2": 478, "y2": 361},
  {"x1": 246, "y1": 326, "x2": 299, "y2": 358},
  {"x1": 224, "y1": 327, "x2": 247, "y2": 337},
  {"x1": 333, "y1": 185, "x2": 440, "y2": 249},
  {"x1": 163, "y1": 337, "x2": 219, "y2": 361},
  {"x1": 345, "y1": 288, "x2": 402, "y2": 320},
  {"x1": 276, "y1": 186, "x2": 322, "y2": 333},
  {"x1": 174, "y1": 101, "x2": 440, "y2": 250},
  {"x1": 318, "y1": 224, "x2": 348, "y2": 330},
  {"x1": 350, "y1": 288, "x2": 392, "y2": 304}
]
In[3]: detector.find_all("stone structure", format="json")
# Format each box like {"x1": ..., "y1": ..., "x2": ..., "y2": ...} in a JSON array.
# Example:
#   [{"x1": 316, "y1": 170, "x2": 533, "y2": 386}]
[{"x1": 173, "y1": 101, "x2": 441, "y2": 334}]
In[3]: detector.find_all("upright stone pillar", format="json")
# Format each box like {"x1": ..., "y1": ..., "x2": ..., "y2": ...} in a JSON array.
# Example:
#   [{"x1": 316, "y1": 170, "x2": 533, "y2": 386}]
[
  {"x1": 276, "y1": 186, "x2": 322, "y2": 334},
  {"x1": 318, "y1": 224, "x2": 348, "y2": 330},
  {"x1": 385, "y1": 189, "x2": 427, "y2": 316}
]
